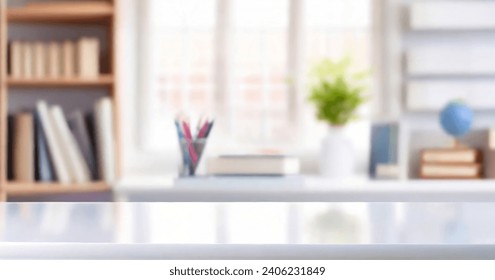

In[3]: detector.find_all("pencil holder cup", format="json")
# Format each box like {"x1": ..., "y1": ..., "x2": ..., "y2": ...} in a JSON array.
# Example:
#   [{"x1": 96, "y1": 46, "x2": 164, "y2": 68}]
[{"x1": 179, "y1": 138, "x2": 208, "y2": 176}]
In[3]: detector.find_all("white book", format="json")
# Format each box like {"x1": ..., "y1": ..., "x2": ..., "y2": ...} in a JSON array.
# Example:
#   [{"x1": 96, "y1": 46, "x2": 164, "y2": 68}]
[
  {"x1": 421, "y1": 164, "x2": 481, "y2": 178},
  {"x1": 89, "y1": 38, "x2": 100, "y2": 77},
  {"x1": 407, "y1": 46, "x2": 495, "y2": 75},
  {"x1": 77, "y1": 37, "x2": 99, "y2": 79},
  {"x1": 62, "y1": 40, "x2": 76, "y2": 78},
  {"x1": 375, "y1": 164, "x2": 400, "y2": 180},
  {"x1": 50, "y1": 106, "x2": 91, "y2": 183},
  {"x1": 33, "y1": 41, "x2": 46, "y2": 79},
  {"x1": 95, "y1": 97, "x2": 116, "y2": 183},
  {"x1": 10, "y1": 41, "x2": 23, "y2": 78},
  {"x1": 47, "y1": 42, "x2": 61, "y2": 78},
  {"x1": 411, "y1": 1, "x2": 495, "y2": 30},
  {"x1": 36, "y1": 101, "x2": 71, "y2": 184},
  {"x1": 407, "y1": 81, "x2": 495, "y2": 111},
  {"x1": 207, "y1": 155, "x2": 300, "y2": 175},
  {"x1": 22, "y1": 42, "x2": 33, "y2": 79}
]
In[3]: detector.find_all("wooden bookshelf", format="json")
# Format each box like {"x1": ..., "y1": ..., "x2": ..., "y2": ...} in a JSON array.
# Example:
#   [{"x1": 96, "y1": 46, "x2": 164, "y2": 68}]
[
  {"x1": 7, "y1": 75, "x2": 114, "y2": 88},
  {"x1": 7, "y1": 2, "x2": 113, "y2": 24},
  {"x1": 0, "y1": 0, "x2": 120, "y2": 200},
  {"x1": 4, "y1": 182, "x2": 110, "y2": 196},
  {"x1": 0, "y1": 0, "x2": 7, "y2": 201}
]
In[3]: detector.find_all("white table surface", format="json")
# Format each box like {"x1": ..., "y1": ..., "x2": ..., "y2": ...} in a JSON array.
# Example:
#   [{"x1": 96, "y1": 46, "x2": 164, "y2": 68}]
[
  {"x1": 2, "y1": 202, "x2": 495, "y2": 259},
  {"x1": 1, "y1": 244, "x2": 495, "y2": 260}
]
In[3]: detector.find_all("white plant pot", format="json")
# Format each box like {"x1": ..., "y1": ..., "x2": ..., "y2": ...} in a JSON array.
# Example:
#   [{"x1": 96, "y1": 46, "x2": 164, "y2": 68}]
[{"x1": 320, "y1": 126, "x2": 355, "y2": 178}]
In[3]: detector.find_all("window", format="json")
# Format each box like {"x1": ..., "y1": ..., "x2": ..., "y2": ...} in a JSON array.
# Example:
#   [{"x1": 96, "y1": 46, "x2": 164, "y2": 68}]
[
  {"x1": 140, "y1": 0, "x2": 373, "y2": 154},
  {"x1": 230, "y1": 0, "x2": 290, "y2": 143}
]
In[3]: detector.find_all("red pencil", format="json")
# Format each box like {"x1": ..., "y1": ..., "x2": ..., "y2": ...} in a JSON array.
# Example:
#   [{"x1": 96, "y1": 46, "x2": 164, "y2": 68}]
[
  {"x1": 181, "y1": 121, "x2": 198, "y2": 164},
  {"x1": 197, "y1": 119, "x2": 210, "y2": 138}
]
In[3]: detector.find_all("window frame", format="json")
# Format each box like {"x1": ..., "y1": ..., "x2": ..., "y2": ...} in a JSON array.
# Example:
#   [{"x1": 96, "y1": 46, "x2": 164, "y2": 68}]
[
  {"x1": 128, "y1": 0, "x2": 386, "y2": 177},
  {"x1": 137, "y1": 0, "x2": 304, "y2": 152}
]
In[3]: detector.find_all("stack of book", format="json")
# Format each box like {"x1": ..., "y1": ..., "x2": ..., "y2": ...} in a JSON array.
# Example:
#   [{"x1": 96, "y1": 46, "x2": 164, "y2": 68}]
[
  {"x1": 9, "y1": 38, "x2": 100, "y2": 79},
  {"x1": 8, "y1": 98, "x2": 116, "y2": 184},
  {"x1": 420, "y1": 148, "x2": 482, "y2": 179}
]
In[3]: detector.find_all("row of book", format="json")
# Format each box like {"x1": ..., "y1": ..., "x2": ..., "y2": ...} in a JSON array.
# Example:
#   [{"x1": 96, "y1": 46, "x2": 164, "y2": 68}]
[
  {"x1": 8, "y1": 98, "x2": 116, "y2": 184},
  {"x1": 9, "y1": 38, "x2": 100, "y2": 80}
]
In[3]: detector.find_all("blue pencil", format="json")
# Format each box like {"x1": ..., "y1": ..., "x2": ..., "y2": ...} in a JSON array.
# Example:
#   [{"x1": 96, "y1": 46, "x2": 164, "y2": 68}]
[{"x1": 175, "y1": 120, "x2": 192, "y2": 174}]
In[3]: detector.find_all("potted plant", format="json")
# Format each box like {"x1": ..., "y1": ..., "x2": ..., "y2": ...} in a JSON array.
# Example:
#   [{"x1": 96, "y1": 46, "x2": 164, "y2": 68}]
[{"x1": 308, "y1": 57, "x2": 368, "y2": 178}]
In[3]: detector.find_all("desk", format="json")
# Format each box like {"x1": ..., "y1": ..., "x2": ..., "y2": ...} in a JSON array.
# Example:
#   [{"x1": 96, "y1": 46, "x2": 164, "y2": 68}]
[
  {"x1": 1, "y1": 202, "x2": 495, "y2": 259},
  {"x1": 1, "y1": 244, "x2": 495, "y2": 259}
]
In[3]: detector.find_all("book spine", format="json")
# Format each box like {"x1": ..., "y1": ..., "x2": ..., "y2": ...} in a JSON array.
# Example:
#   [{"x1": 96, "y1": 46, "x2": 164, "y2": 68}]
[
  {"x1": 36, "y1": 101, "x2": 71, "y2": 183},
  {"x1": 7, "y1": 115, "x2": 14, "y2": 181},
  {"x1": 34, "y1": 111, "x2": 55, "y2": 182},
  {"x1": 33, "y1": 41, "x2": 46, "y2": 79},
  {"x1": 13, "y1": 112, "x2": 34, "y2": 182},
  {"x1": 48, "y1": 41, "x2": 61, "y2": 79},
  {"x1": 23, "y1": 42, "x2": 33, "y2": 79},
  {"x1": 68, "y1": 111, "x2": 98, "y2": 180},
  {"x1": 50, "y1": 106, "x2": 91, "y2": 183},
  {"x1": 62, "y1": 40, "x2": 76, "y2": 78},
  {"x1": 369, "y1": 124, "x2": 391, "y2": 177},
  {"x1": 85, "y1": 113, "x2": 100, "y2": 179},
  {"x1": 11, "y1": 41, "x2": 23, "y2": 78},
  {"x1": 95, "y1": 97, "x2": 116, "y2": 183}
]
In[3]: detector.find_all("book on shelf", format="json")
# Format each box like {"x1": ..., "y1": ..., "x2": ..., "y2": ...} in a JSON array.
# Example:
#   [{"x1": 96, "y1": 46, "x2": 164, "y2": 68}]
[
  {"x1": 375, "y1": 164, "x2": 400, "y2": 180},
  {"x1": 85, "y1": 112, "x2": 99, "y2": 179},
  {"x1": 48, "y1": 42, "x2": 62, "y2": 79},
  {"x1": 421, "y1": 148, "x2": 481, "y2": 164},
  {"x1": 50, "y1": 106, "x2": 91, "y2": 183},
  {"x1": 420, "y1": 163, "x2": 482, "y2": 179},
  {"x1": 369, "y1": 123, "x2": 399, "y2": 178},
  {"x1": 62, "y1": 40, "x2": 76, "y2": 78},
  {"x1": 33, "y1": 41, "x2": 46, "y2": 79},
  {"x1": 67, "y1": 111, "x2": 98, "y2": 180},
  {"x1": 77, "y1": 37, "x2": 100, "y2": 79},
  {"x1": 22, "y1": 42, "x2": 33, "y2": 79},
  {"x1": 95, "y1": 97, "x2": 116, "y2": 183},
  {"x1": 36, "y1": 101, "x2": 72, "y2": 184},
  {"x1": 13, "y1": 113, "x2": 34, "y2": 182},
  {"x1": 34, "y1": 111, "x2": 56, "y2": 182},
  {"x1": 7, "y1": 116, "x2": 14, "y2": 181},
  {"x1": 206, "y1": 155, "x2": 300, "y2": 176},
  {"x1": 10, "y1": 41, "x2": 23, "y2": 79}
]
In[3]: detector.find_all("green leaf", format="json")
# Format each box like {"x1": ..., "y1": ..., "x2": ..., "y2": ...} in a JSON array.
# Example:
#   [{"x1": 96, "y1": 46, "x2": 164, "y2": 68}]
[{"x1": 307, "y1": 57, "x2": 369, "y2": 126}]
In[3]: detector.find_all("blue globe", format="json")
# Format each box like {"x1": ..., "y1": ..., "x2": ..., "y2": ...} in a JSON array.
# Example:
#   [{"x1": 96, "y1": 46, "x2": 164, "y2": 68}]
[{"x1": 440, "y1": 102, "x2": 473, "y2": 138}]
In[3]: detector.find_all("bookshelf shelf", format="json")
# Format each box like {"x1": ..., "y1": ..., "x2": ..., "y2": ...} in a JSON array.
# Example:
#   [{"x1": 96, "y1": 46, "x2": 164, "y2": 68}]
[
  {"x1": 7, "y1": 4, "x2": 113, "y2": 24},
  {"x1": 0, "y1": 0, "x2": 120, "y2": 201},
  {"x1": 7, "y1": 75, "x2": 114, "y2": 88},
  {"x1": 4, "y1": 182, "x2": 110, "y2": 196}
]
